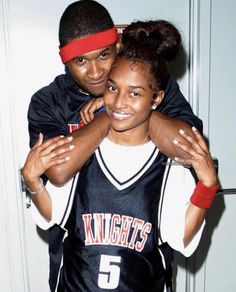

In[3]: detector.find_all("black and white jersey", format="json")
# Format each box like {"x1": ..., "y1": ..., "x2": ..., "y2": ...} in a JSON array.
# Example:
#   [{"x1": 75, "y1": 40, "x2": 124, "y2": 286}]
[
  {"x1": 28, "y1": 72, "x2": 203, "y2": 291},
  {"x1": 54, "y1": 139, "x2": 204, "y2": 292}
]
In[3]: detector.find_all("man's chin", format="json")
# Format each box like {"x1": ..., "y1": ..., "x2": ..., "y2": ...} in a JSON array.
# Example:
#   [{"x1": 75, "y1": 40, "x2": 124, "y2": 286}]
[
  {"x1": 77, "y1": 82, "x2": 106, "y2": 97},
  {"x1": 89, "y1": 89, "x2": 105, "y2": 98},
  {"x1": 87, "y1": 83, "x2": 107, "y2": 97}
]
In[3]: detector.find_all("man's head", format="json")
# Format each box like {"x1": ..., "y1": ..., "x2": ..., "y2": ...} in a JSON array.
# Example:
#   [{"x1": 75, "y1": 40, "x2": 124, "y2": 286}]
[{"x1": 59, "y1": 0, "x2": 119, "y2": 96}]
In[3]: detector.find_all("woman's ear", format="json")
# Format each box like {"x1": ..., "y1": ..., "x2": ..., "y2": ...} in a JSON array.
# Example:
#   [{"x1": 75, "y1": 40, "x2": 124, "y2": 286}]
[{"x1": 152, "y1": 90, "x2": 165, "y2": 109}]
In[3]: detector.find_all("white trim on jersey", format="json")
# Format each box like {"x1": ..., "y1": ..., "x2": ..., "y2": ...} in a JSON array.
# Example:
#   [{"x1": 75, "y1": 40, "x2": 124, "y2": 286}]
[
  {"x1": 39, "y1": 138, "x2": 204, "y2": 257},
  {"x1": 96, "y1": 138, "x2": 159, "y2": 190},
  {"x1": 31, "y1": 173, "x2": 79, "y2": 230},
  {"x1": 96, "y1": 139, "x2": 205, "y2": 257},
  {"x1": 158, "y1": 159, "x2": 205, "y2": 257}
]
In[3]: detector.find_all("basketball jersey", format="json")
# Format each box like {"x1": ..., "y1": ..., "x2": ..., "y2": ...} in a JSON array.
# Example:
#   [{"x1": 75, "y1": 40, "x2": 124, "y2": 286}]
[
  {"x1": 27, "y1": 72, "x2": 203, "y2": 292},
  {"x1": 57, "y1": 140, "x2": 183, "y2": 291}
]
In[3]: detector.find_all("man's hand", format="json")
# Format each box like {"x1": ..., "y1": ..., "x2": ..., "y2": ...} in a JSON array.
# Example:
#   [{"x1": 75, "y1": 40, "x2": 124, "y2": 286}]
[
  {"x1": 80, "y1": 97, "x2": 104, "y2": 125},
  {"x1": 149, "y1": 111, "x2": 199, "y2": 159}
]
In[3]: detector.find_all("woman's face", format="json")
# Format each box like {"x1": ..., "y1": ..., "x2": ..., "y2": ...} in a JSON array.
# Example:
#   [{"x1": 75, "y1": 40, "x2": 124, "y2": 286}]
[{"x1": 104, "y1": 57, "x2": 161, "y2": 137}]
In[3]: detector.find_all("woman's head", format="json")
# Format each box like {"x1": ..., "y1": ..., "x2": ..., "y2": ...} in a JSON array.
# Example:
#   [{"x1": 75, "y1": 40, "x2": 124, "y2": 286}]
[
  {"x1": 104, "y1": 57, "x2": 162, "y2": 137},
  {"x1": 120, "y1": 19, "x2": 182, "y2": 92},
  {"x1": 104, "y1": 20, "x2": 182, "y2": 144}
]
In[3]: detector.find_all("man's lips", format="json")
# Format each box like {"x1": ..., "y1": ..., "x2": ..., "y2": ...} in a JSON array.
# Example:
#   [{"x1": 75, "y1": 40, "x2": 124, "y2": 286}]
[{"x1": 88, "y1": 78, "x2": 107, "y2": 87}]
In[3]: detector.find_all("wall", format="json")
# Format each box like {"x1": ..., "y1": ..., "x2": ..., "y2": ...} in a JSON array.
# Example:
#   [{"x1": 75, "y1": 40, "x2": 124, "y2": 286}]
[{"x1": 0, "y1": 0, "x2": 235, "y2": 291}]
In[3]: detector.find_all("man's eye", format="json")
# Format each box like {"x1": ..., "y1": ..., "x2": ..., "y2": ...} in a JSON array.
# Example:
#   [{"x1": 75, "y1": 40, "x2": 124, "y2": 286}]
[
  {"x1": 73, "y1": 57, "x2": 85, "y2": 64},
  {"x1": 100, "y1": 52, "x2": 109, "y2": 59}
]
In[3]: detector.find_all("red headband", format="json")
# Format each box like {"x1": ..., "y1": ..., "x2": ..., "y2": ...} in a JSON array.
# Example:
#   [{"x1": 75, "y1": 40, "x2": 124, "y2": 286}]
[{"x1": 59, "y1": 27, "x2": 118, "y2": 64}]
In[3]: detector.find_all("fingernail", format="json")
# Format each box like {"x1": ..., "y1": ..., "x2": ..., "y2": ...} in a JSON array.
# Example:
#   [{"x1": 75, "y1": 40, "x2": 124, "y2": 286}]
[
  {"x1": 179, "y1": 129, "x2": 185, "y2": 135},
  {"x1": 173, "y1": 139, "x2": 179, "y2": 145},
  {"x1": 67, "y1": 136, "x2": 73, "y2": 141},
  {"x1": 69, "y1": 145, "x2": 75, "y2": 150},
  {"x1": 65, "y1": 157, "x2": 70, "y2": 161},
  {"x1": 60, "y1": 135, "x2": 64, "y2": 138},
  {"x1": 192, "y1": 126, "x2": 197, "y2": 131},
  {"x1": 175, "y1": 157, "x2": 179, "y2": 161}
]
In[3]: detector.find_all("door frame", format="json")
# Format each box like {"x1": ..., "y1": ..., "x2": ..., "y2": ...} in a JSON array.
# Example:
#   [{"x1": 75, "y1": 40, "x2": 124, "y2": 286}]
[{"x1": 0, "y1": 0, "x2": 29, "y2": 290}]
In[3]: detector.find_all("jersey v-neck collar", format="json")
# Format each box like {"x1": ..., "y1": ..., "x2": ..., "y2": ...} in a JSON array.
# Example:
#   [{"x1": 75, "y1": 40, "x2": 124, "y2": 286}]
[{"x1": 95, "y1": 138, "x2": 159, "y2": 190}]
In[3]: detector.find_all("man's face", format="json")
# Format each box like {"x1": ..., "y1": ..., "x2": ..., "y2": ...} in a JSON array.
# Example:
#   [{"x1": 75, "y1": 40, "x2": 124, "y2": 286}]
[{"x1": 66, "y1": 45, "x2": 117, "y2": 97}]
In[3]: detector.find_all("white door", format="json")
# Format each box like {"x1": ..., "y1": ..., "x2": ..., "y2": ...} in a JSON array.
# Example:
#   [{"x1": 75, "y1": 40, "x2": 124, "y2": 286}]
[
  {"x1": 187, "y1": 0, "x2": 236, "y2": 291},
  {"x1": 1, "y1": 0, "x2": 235, "y2": 291}
]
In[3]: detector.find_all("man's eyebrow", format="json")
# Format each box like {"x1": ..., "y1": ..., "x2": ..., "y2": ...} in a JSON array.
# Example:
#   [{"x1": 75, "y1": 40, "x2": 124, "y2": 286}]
[
  {"x1": 75, "y1": 47, "x2": 110, "y2": 59},
  {"x1": 98, "y1": 48, "x2": 110, "y2": 54}
]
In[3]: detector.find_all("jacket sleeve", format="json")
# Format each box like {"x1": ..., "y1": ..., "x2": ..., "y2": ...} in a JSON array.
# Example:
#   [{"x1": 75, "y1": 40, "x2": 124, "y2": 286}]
[
  {"x1": 157, "y1": 75, "x2": 203, "y2": 132},
  {"x1": 28, "y1": 88, "x2": 68, "y2": 148}
]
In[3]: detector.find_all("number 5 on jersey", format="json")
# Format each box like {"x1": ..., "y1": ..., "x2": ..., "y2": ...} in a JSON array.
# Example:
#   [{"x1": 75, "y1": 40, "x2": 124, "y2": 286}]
[{"x1": 98, "y1": 254, "x2": 121, "y2": 289}]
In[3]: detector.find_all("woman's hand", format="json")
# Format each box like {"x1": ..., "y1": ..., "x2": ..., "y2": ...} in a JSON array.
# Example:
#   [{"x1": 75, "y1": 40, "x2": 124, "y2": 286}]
[
  {"x1": 22, "y1": 133, "x2": 74, "y2": 188},
  {"x1": 173, "y1": 127, "x2": 218, "y2": 187},
  {"x1": 80, "y1": 97, "x2": 104, "y2": 125}
]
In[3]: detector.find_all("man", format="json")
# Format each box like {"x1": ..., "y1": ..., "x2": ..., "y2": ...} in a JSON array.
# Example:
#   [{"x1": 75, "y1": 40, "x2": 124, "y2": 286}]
[{"x1": 26, "y1": 1, "x2": 202, "y2": 290}]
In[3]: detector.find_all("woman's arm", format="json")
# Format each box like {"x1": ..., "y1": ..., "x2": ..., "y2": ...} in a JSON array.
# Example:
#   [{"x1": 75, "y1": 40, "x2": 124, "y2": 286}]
[
  {"x1": 30, "y1": 187, "x2": 52, "y2": 221},
  {"x1": 22, "y1": 112, "x2": 110, "y2": 220},
  {"x1": 174, "y1": 127, "x2": 219, "y2": 247},
  {"x1": 22, "y1": 133, "x2": 75, "y2": 220}
]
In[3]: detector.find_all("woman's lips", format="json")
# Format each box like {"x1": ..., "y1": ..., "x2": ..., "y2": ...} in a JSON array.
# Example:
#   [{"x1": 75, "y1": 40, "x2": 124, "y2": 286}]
[{"x1": 111, "y1": 111, "x2": 132, "y2": 120}]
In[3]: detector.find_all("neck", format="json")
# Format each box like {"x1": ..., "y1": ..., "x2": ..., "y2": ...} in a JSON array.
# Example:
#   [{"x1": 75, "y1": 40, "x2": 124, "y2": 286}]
[{"x1": 107, "y1": 128, "x2": 150, "y2": 146}]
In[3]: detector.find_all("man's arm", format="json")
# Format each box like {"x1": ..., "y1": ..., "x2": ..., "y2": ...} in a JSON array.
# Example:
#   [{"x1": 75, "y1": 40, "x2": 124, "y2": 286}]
[
  {"x1": 149, "y1": 112, "x2": 195, "y2": 159},
  {"x1": 23, "y1": 113, "x2": 110, "y2": 220},
  {"x1": 157, "y1": 75, "x2": 203, "y2": 131},
  {"x1": 149, "y1": 75, "x2": 203, "y2": 159},
  {"x1": 45, "y1": 113, "x2": 110, "y2": 186}
]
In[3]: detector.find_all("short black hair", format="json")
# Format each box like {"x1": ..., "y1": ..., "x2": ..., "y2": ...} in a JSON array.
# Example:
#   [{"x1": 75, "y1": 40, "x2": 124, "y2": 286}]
[{"x1": 59, "y1": 0, "x2": 114, "y2": 47}]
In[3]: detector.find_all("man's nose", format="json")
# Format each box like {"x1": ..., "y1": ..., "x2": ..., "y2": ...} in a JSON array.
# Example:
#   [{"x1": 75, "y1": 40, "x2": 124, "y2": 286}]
[{"x1": 87, "y1": 61, "x2": 104, "y2": 80}]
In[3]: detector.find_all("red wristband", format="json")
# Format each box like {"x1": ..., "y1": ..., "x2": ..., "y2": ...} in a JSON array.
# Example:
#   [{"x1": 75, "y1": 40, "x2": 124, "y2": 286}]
[{"x1": 190, "y1": 181, "x2": 220, "y2": 209}]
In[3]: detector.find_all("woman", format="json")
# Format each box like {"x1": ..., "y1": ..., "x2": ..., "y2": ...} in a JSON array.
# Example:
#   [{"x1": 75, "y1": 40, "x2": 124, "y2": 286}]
[{"x1": 22, "y1": 20, "x2": 219, "y2": 291}]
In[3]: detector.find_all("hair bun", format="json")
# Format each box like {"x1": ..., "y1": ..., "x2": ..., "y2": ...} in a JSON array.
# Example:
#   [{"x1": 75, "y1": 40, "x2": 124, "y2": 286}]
[{"x1": 122, "y1": 20, "x2": 182, "y2": 62}]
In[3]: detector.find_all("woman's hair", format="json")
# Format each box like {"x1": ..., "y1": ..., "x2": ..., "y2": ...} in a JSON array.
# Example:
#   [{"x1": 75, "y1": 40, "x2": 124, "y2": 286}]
[
  {"x1": 120, "y1": 20, "x2": 182, "y2": 91},
  {"x1": 59, "y1": 0, "x2": 114, "y2": 47}
]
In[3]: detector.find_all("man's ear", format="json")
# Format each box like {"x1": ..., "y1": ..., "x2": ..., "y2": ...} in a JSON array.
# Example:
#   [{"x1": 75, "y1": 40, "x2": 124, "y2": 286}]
[{"x1": 152, "y1": 90, "x2": 165, "y2": 109}]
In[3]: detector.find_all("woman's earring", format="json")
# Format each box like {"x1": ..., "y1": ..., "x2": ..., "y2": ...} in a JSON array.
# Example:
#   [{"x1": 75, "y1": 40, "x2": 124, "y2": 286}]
[{"x1": 151, "y1": 104, "x2": 157, "y2": 110}]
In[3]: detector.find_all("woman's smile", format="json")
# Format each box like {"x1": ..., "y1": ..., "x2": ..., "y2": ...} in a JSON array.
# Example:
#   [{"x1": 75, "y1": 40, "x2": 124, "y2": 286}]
[{"x1": 110, "y1": 110, "x2": 132, "y2": 121}]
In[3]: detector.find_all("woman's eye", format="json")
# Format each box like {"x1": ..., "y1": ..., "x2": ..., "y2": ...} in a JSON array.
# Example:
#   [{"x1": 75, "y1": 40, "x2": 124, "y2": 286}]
[
  {"x1": 131, "y1": 91, "x2": 140, "y2": 97},
  {"x1": 108, "y1": 85, "x2": 117, "y2": 92}
]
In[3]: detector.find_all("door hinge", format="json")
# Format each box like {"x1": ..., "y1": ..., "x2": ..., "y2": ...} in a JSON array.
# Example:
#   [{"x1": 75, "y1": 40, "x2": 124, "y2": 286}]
[{"x1": 19, "y1": 168, "x2": 31, "y2": 208}]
